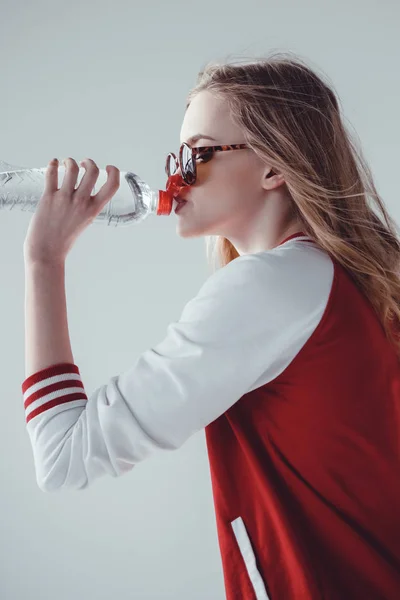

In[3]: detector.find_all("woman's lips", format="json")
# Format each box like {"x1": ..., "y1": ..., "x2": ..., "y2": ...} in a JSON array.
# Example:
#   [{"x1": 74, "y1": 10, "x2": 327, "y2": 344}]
[
  {"x1": 174, "y1": 196, "x2": 188, "y2": 213},
  {"x1": 175, "y1": 201, "x2": 187, "y2": 214}
]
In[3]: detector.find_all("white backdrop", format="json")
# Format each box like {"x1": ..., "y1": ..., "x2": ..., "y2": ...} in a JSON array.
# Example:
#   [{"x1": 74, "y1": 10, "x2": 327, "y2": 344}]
[{"x1": 1, "y1": 0, "x2": 399, "y2": 598}]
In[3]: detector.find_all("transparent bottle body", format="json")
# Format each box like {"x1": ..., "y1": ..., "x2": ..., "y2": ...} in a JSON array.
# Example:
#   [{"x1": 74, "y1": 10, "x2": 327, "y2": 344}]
[{"x1": 0, "y1": 160, "x2": 164, "y2": 227}]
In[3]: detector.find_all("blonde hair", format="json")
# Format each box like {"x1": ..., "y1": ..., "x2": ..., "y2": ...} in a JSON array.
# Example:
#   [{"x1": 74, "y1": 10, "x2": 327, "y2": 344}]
[{"x1": 186, "y1": 51, "x2": 400, "y2": 356}]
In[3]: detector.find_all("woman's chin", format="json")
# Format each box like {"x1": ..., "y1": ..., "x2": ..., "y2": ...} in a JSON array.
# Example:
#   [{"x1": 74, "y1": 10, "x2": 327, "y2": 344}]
[
  {"x1": 176, "y1": 219, "x2": 207, "y2": 238},
  {"x1": 176, "y1": 225, "x2": 200, "y2": 238}
]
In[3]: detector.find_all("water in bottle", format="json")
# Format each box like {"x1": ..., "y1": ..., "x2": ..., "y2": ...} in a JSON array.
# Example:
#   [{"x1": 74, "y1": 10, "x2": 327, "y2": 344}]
[{"x1": 0, "y1": 160, "x2": 187, "y2": 227}]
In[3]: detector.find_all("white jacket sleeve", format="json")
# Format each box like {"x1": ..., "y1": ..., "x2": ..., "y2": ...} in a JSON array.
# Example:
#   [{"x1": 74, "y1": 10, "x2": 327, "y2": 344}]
[{"x1": 22, "y1": 249, "x2": 332, "y2": 492}]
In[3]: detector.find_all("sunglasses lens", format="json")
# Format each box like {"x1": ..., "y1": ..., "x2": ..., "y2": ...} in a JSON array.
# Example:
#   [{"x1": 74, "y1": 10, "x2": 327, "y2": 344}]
[
  {"x1": 181, "y1": 144, "x2": 196, "y2": 184},
  {"x1": 166, "y1": 154, "x2": 178, "y2": 177}
]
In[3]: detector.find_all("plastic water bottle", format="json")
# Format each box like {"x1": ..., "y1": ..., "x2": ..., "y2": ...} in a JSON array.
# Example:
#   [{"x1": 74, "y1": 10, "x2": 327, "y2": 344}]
[{"x1": 0, "y1": 160, "x2": 187, "y2": 227}]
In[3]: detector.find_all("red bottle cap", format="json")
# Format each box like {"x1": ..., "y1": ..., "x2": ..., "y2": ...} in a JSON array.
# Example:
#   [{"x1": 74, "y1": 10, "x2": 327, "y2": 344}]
[{"x1": 157, "y1": 173, "x2": 188, "y2": 215}]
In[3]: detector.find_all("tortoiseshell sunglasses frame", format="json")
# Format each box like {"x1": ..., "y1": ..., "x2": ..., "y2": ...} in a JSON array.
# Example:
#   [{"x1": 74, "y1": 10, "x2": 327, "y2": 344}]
[{"x1": 165, "y1": 142, "x2": 250, "y2": 185}]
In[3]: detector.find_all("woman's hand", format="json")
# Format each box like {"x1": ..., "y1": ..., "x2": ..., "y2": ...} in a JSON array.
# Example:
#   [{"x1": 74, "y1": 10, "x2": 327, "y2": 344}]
[{"x1": 23, "y1": 157, "x2": 120, "y2": 264}]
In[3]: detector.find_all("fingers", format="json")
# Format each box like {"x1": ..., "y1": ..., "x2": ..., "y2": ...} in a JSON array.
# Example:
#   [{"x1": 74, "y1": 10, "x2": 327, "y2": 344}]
[
  {"x1": 92, "y1": 165, "x2": 120, "y2": 206},
  {"x1": 73, "y1": 158, "x2": 99, "y2": 197},
  {"x1": 45, "y1": 158, "x2": 59, "y2": 193},
  {"x1": 45, "y1": 157, "x2": 120, "y2": 205},
  {"x1": 61, "y1": 157, "x2": 82, "y2": 194}
]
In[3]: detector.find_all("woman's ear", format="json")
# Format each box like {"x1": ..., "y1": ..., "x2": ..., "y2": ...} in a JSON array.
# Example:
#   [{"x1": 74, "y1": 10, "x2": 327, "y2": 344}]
[{"x1": 261, "y1": 167, "x2": 286, "y2": 190}]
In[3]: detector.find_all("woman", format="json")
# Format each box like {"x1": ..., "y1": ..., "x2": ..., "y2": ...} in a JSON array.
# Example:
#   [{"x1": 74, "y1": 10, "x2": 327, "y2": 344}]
[{"x1": 22, "y1": 53, "x2": 400, "y2": 599}]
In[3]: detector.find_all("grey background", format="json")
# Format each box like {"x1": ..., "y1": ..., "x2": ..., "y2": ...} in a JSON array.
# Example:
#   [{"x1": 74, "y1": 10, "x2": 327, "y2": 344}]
[{"x1": 1, "y1": 0, "x2": 399, "y2": 598}]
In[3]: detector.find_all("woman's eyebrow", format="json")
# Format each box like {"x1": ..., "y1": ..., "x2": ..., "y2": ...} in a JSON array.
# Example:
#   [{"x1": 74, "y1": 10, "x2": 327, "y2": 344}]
[{"x1": 185, "y1": 134, "x2": 217, "y2": 146}]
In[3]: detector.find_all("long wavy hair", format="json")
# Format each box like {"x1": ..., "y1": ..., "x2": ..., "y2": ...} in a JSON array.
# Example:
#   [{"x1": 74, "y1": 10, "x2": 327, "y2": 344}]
[{"x1": 185, "y1": 52, "x2": 400, "y2": 355}]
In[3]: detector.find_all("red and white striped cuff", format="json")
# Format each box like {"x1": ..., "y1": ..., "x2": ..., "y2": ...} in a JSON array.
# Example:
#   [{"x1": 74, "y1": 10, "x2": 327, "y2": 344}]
[{"x1": 22, "y1": 363, "x2": 87, "y2": 424}]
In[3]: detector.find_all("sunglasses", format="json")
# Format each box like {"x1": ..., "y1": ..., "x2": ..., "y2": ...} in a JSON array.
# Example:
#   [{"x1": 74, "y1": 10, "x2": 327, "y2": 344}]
[{"x1": 165, "y1": 142, "x2": 250, "y2": 186}]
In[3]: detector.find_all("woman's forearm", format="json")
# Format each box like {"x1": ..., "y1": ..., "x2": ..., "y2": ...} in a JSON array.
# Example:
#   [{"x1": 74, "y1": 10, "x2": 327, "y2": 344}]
[{"x1": 24, "y1": 259, "x2": 74, "y2": 379}]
